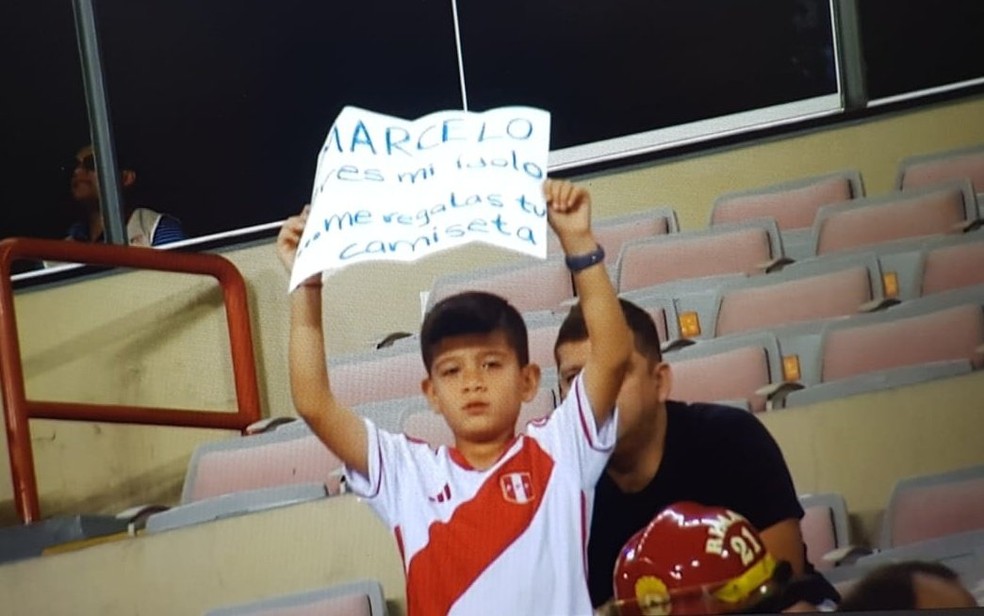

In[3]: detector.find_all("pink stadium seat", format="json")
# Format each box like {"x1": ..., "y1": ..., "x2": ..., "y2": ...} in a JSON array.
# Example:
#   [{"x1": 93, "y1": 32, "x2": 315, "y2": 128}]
[
  {"x1": 427, "y1": 256, "x2": 574, "y2": 314},
  {"x1": 712, "y1": 170, "x2": 862, "y2": 231},
  {"x1": 821, "y1": 304, "x2": 984, "y2": 383},
  {"x1": 615, "y1": 220, "x2": 787, "y2": 293},
  {"x1": 547, "y1": 207, "x2": 679, "y2": 257},
  {"x1": 667, "y1": 333, "x2": 785, "y2": 413},
  {"x1": 523, "y1": 310, "x2": 565, "y2": 370},
  {"x1": 618, "y1": 290, "x2": 679, "y2": 348},
  {"x1": 188, "y1": 424, "x2": 344, "y2": 502},
  {"x1": 799, "y1": 493, "x2": 851, "y2": 572},
  {"x1": 880, "y1": 464, "x2": 984, "y2": 549},
  {"x1": 813, "y1": 181, "x2": 979, "y2": 256},
  {"x1": 142, "y1": 421, "x2": 342, "y2": 533},
  {"x1": 783, "y1": 290, "x2": 984, "y2": 407},
  {"x1": 921, "y1": 239, "x2": 984, "y2": 296},
  {"x1": 329, "y1": 346, "x2": 425, "y2": 407},
  {"x1": 898, "y1": 145, "x2": 984, "y2": 195},
  {"x1": 714, "y1": 263, "x2": 878, "y2": 338}
]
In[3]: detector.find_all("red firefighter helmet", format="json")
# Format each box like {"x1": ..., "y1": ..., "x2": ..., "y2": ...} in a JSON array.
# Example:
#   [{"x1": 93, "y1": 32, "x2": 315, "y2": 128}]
[{"x1": 612, "y1": 502, "x2": 783, "y2": 615}]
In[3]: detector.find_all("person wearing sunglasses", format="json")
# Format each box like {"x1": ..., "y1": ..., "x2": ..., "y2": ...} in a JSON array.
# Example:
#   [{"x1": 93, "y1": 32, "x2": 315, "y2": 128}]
[{"x1": 65, "y1": 144, "x2": 186, "y2": 247}]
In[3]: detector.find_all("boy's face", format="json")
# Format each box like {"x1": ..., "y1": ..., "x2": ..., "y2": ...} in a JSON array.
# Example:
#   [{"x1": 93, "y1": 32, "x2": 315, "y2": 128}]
[
  {"x1": 422, "y1": 330, "x2": 540, "y2": 445},
  {"x1": 555, "y1": 335, "x2": 669, "y2": 442}
]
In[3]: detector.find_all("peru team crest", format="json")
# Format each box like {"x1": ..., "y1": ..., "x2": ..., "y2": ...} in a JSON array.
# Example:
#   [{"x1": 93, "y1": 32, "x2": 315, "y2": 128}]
[{"x1": 500, "y1": 472, "x2": 535, "y2": 504}]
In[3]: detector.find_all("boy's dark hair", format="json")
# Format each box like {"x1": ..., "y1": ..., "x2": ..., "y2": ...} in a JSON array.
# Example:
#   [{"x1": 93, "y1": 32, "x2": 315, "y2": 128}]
[
  {"x1": 420, "y1": 291, "x2": 529, "y2": 372},
  {"x1": 837, "y1": 560, "x2": 964, "y2": 611},
  {"x1": 554, "y1": 298, "x2": 662, "y2": 364}
]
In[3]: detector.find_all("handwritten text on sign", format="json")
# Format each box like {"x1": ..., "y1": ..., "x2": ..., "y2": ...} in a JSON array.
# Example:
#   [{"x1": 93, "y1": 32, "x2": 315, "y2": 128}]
[{"x1": 289, "y1": 106, "x2": 551, "y2": 291}]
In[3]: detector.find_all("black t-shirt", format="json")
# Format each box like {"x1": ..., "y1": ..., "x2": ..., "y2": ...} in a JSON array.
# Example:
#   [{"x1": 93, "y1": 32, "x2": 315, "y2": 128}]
[{"x1": 588, "y1": 400, "x2": 836, "y2": 607}]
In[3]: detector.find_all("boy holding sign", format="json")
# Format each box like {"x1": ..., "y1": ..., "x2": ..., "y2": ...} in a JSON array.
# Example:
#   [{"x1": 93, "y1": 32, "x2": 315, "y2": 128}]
[{"x1": 276, "y1": 179, "x2": 631, "y2": 614}]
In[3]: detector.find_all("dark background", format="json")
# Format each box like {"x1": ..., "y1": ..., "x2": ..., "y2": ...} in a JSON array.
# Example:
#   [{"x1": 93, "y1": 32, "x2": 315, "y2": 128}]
[{"x1": 2, "y1": 1, "x2": 981, "y2": 245}]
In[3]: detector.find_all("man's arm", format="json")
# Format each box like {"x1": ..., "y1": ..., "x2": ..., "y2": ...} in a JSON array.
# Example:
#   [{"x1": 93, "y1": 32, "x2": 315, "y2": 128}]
[
  {"x1": 279, "y1": 207, "x2": 368, "y2": 476},
  {"x1": 760, "y1": 518, "x2": 807, "y2": 576},
  {"x1": 544, "y1": 180, "x2": 632, "y2": 426}
]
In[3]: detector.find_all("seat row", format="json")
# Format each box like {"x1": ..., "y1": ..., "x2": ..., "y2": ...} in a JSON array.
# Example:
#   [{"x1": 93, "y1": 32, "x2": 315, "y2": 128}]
[
  {"x1": 713, "y1": 142, "x2": 984, "y2": 258},
  {"x1": 803, "y1": 463, "x2": 984, "y2": 601},
  {"x1": 630, "y1": 231, "x2": 984, "y2": 344},
  {"x1": 662, "y1": 283, "x2": 984, "y2": 412},
  {"x1": 328, "y1": 245, "x2": 984, "y2": 415},
  {"x1": 425, "y1": 179, "x2": 981, "y2": 318}
]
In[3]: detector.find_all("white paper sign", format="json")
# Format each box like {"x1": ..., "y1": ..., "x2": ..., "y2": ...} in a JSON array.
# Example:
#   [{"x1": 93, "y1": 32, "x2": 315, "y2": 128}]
[{"x1": 288, "y1": 105, "x2": 551, "y2": 291}]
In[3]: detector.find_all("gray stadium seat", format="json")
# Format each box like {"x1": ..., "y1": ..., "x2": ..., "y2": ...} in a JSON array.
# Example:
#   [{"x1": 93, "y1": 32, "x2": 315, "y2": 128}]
[{"x1": 711, "y1": 169, "x2": 864, "y2": 259}]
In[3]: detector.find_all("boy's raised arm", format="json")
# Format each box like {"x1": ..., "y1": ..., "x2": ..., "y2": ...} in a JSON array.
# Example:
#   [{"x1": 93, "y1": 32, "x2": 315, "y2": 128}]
[
  {"x1": 277, "y1": 207, "x2": 369, "y2": 476},
  {"x1": 544, "y1": 180, "x2": 632, "y2": 427}
]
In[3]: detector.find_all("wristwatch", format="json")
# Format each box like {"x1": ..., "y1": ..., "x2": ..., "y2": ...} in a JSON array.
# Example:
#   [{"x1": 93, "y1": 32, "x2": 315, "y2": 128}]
[{"x1": 565, "y1": 244, "x2": 605, "y2": 273}]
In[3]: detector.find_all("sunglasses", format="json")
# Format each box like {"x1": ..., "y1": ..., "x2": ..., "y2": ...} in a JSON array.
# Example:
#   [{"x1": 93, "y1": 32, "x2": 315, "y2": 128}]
[{"x1": 62, "y1": 154, "x2": 96, "y2": 173}]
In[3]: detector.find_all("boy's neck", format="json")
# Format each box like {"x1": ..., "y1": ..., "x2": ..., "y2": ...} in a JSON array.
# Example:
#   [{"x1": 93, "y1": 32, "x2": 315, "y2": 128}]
[
  {"x1": 606, "y1": 403, "x2": 667, "y2": 493},
  {"x1": 453, "y1": 434, "x2": 516, "y2": 470}
]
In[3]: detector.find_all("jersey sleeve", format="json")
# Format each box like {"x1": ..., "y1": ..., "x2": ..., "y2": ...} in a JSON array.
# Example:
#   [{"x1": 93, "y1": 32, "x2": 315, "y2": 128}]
[
  {"x1": 150, "y1": 214, "x2": 187, "y2": 245},
  {"x1": 343, "y1": 418, "x2": 428, "y2": 527},
  {"x1": 524, "y1": 371, "x2": 617, "y2": 491}
]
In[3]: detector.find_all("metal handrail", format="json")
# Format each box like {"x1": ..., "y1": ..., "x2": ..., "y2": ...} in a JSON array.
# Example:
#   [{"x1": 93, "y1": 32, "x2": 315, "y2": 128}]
[{"x1": 0, "y1": 238, "x2": 262, "y2": 523}]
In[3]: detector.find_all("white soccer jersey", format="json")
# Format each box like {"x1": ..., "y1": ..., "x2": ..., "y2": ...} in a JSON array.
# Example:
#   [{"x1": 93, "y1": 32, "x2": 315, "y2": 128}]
[{"x1": 345, "y1": 373, "x2": 616, "y2": 616}]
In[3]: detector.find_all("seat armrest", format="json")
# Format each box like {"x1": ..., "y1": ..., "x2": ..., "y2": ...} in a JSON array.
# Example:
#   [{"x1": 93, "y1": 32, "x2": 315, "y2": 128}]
[
  {"x1": 757, "y1": 381, "x2": 805, "y2": 410},
  {"x1": 757, "y1": 257, "x2": 795, "y2": 274},
  {"x1": 661, "y1": 337, "x2": 696, "y2": 353},
  {"x1": 823, "y1": 544, "x2": 873, "y2": 567},
  {"x1": 116, "y1": 504, "x2": 171, "y2": 534},
  {"x1": 245, "y1": 416, "x2": 297, "y2": 435},
  {"x1": 859, "y1": 297, "x2": 900, "y2": 313},
  {"x1": 952, "y1": 219, "x2": 982, "y2": 233}
]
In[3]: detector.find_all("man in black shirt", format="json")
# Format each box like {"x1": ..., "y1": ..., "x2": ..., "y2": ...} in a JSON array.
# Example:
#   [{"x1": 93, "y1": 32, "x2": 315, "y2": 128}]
[{"x1": 554, "y1": 299, "x2": 840, "y2": 610}]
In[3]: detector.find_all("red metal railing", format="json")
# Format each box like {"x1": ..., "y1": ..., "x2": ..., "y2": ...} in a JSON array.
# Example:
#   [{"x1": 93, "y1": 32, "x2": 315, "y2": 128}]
[{"x1": 0, "y1": 238, "x2": 262, "y2": 523}]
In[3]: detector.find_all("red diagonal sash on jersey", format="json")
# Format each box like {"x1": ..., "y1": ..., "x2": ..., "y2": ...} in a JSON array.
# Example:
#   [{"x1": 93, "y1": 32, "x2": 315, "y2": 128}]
[{"x1": 405, "y1": 438, "x2": 555, "y2": 615}]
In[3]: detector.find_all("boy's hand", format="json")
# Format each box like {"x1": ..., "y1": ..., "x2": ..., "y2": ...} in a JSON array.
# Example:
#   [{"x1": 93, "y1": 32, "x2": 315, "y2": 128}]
[
  {"x1": 544, "y1": 179, "x2": 594, "y2": 252},
  {"x1": 276, "y1": 205, "x2": 322, "y2": 288},
  {"x1": 276, "y1": 205, "x2": 309, "y2": 273}
]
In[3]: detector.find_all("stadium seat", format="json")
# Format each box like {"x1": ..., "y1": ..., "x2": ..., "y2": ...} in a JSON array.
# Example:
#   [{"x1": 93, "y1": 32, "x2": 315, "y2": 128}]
[
  {"x1": 523, "y1": 309, "x2": 567, "y2": 370},
  {"x1": 615, "y1": 219, "x2": 790, "y2": 293},
  {"x1": 547, "y1": 207, "x2": 680, "y2": 260},
  {"x1": 426, "y1": 256, "x2": 574, "y2": 314},
  {"x1": 353, "y1": 396, "x2": 417, "y2": 433},
  {"x1": 204, "y1": 578, "x2": 388, "y2": 616},
  {"x1": 673, "y1": 253, "x2": 890, "y2": 342},
  {"x1": 711, "y1": 170, "x2": 863, "y2": 259},
  {"x1": 811, "y1": 180, "x2": 980, "y2": 257},
  {"x1": 666, "y1": 332, "x2": 789, "y2": 413},
  {"x1": 897, "y1": 144, "x2": 984, "y2": 214},
  {"x1": 799, "y1": 492, "x2": 852, "y2": 572},
  {"x1": 329, "y1": 344, "x2": 426, "y2": 407},
  {"x1": 920, "y1": 236, "x2": 984, "y2": 296},
  {"x1": 861, "y1": 233, "x2": 984, "y2": 301},
  {"x1": 143, "y1": 420, "x2": 342, "y2": 533},
  {"x1": 854, "y1": 529, "x2": 984, "y2": 600},
  {"x1": 784, "y1": 288, "x2": 984, "y2": 407},
  {"x1": 182, "y1": 420, "x2": 344, "y2": 503},
  {"x1": 878, "y1": 464, "x2": 984, "y2": 550},
  {"x1": 617, "y1": 289, "x2": 681, "y2": 351}
]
